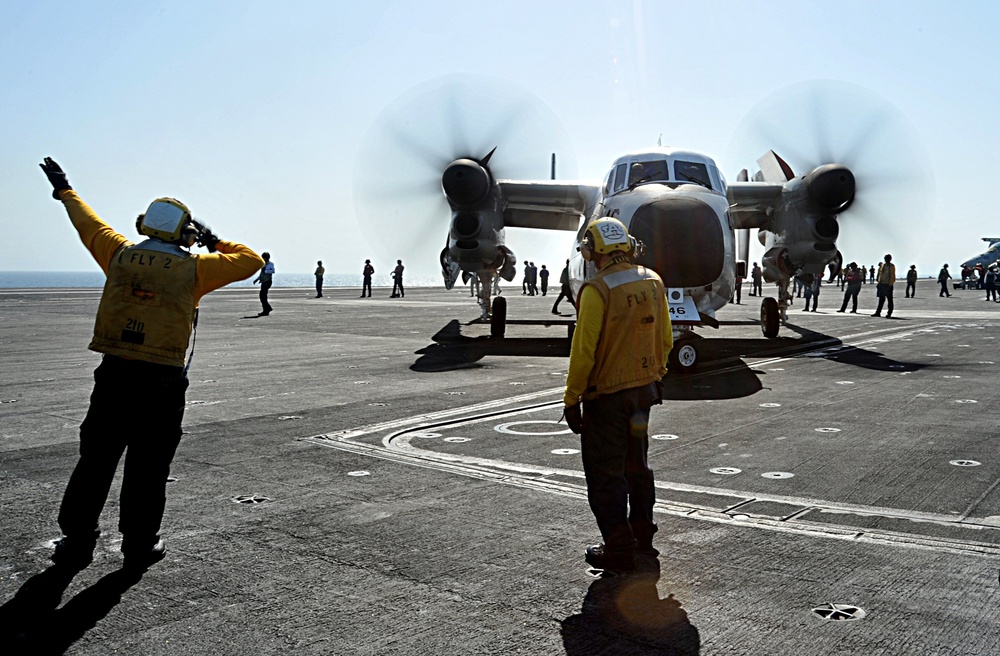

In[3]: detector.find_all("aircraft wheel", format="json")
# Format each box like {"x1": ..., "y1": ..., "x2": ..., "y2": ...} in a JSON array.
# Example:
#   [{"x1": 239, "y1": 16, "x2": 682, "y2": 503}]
[
  {"x1": 490, "y1": 296, "x2": 507, "y2": 338},
  {"x1": 761, "y1": 297, "x2": 780, "y2": 338},
  {"x1": 669, "y1": 338, "x2": 698, "y2": 374}
]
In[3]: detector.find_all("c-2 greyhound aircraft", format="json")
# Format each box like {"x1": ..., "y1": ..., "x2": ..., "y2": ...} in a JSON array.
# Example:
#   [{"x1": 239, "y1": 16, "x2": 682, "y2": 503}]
[{"x1": 437, "y1": 146, "x2": 855, "y2": 371}]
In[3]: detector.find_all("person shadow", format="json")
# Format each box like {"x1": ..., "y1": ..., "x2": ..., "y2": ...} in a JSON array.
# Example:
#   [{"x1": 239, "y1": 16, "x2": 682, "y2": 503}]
[
  {"x1": 0, "y1": 564, "x2": 145, "y2": 654},
  {"x1": 561, "y1": 558, "x2": 700, "y2": 655}
]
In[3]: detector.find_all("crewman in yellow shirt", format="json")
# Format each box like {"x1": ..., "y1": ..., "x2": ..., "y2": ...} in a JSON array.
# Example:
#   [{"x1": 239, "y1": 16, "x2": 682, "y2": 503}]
[
  {"x1": 39, "y1": 157, "x2": 263, "y2": 571},
  {"x1": 872, "y1": 253, "x2": 897, "y2": 318},
  {"x1": 562, "y1": 217, "x2": 673, "y2": 571}
]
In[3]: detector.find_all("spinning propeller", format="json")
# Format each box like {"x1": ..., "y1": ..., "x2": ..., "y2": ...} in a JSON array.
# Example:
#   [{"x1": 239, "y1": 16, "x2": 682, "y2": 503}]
[
  {"x1": 352, "y1": 74, "x2": 576, "y2": 277},
  {"x1": 726, "y1": 79, "x2": 937, "y2": 270}
]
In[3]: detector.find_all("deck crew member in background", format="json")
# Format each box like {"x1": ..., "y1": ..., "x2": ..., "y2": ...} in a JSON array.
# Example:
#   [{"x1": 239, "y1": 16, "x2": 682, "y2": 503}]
[
  {"x1": 938, "y1": 263, "x2": 952, "y2": 297},
  {"x1": 539, "y1": 264, "x2": 550, "y2": 296},
  {"x1": 749, "y1": 262, "x2": 762, "y2": 296},
  {"x1": 551, "y1": 260, "x2": 575, "y2": 314},
  {"x1": 39, "y1": 157, "x2": 262, "y2": 571},
  {"x1": 872, "y1": 253, "x2": 896, "y2": 318},
  {"x1": 253, "y1": 252, "x2": 275, "y2": 315},
  {"x1": 905, "y1": 265, "x2": 917, "y2": 298},
  {"x1": 314, "y1": 260, "x2": 325, "y2": 298},
  {"x1": 362, "y1": 259, "x2": 374, "y2": 297},
  {"x1": 562, "y1": 217, "x2": 673, "y2": 572},
  {"x1": 837, "y1": 262, "x2": 863, "y2": 313},
  {"x1": 391, "y1": 259, "x2": 405, "y2": 297}
]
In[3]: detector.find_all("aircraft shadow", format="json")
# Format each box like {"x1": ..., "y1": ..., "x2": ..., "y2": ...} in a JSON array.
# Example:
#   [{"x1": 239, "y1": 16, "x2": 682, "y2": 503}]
[
  {"x1": 411, "y1": 320, "x2": 569, "y2": 372},
  {"x1": 0, "y1": 564, "x2": 145, "y2": 654},
  {"x1": 411, "y1": 320, "x2": 925, "y2": 378},
  {"x1": 560, "y1": 558, "x2": 700, "y2": 655}
]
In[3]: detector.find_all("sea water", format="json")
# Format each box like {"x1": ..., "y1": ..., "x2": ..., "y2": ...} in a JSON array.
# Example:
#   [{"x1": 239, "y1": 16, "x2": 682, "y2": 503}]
[{"x1": 0, "y1": 271, "x2": 440, "y2": 289}]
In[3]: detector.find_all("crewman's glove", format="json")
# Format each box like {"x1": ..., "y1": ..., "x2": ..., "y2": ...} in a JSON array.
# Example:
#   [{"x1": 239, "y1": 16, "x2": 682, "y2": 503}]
[
  {"x1": 563, "y1": 403, "x2": 583, "y2": 434},
  {"x1": 198, "y1": 229, "x2": 220, "y2": 253},
  {"x1": 39, "y1": 157, "x2": 72, "y2": 199}
]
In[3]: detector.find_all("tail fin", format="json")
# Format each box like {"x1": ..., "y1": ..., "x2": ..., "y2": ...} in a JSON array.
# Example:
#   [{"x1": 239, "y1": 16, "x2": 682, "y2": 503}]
[{"x1": 753, "y1": 150, "x2": 795, "y2": 183}]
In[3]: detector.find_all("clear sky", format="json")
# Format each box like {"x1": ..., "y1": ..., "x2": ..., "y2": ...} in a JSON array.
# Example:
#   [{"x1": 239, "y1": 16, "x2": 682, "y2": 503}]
[{"x1": 3, "y1": 0, "x2": 998, "y2": 282}]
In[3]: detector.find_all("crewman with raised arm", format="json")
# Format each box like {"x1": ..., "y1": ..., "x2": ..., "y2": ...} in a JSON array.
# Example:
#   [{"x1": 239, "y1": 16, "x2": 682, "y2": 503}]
[{"x1": 39, "y1": 157, "x2": 263, "y2": 571}]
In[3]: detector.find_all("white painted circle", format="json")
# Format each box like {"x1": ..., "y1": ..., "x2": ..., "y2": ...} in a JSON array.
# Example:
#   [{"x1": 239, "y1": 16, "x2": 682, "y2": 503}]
[
  {"x1": 443, "y1": 437, "x2": 470, "y2": 443},
  {"x1": 956, "y1": 399, "x2": 978, "y2": 404},
  {"x1": 759, "y1": 403, "x2": 781, "y2": 408},
  {"x1": 494, "y1": 421, "x2": 573, "y2": 436},
  {"x1": 950, "y1": 460, "x2": 982, "y2": 467},
  {"x1": 551, "y1": 448, "x2": 580, "y2": 455},
  {"x1": 762, "y1": 471, "x2": 795, "y2": 479},
  {"x1": 652, "y1": 434, "x2": 680, "y2": 440},
  {"x1": 347, "y1": 471, "x2": 371, "y2": 477},
  {"x1": 412, "y1": 432, "x2": 442, "y2": 439},
  {"x1": 815, "y1": 427, "x2": 841, "y2": 433},
  {"x1": 710, "y1": 467, "x2": 742, "y2": 475}
]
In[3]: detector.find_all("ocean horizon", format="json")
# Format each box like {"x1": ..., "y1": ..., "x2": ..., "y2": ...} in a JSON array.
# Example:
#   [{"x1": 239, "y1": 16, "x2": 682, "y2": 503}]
[{"x1": 0, "y1": 271, "x2": 444, "y2": 289}]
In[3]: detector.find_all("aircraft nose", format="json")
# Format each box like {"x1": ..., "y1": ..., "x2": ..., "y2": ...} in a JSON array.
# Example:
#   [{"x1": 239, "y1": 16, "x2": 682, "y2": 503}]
[{"x1": 629, "y1": 196, "x2": 724, "y2": 287}]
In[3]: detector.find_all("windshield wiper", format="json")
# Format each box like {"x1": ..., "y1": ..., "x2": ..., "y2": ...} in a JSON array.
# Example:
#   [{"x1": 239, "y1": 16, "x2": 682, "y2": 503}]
[{"x1": 678, "y1": 172, "x2": 709, "y2": 188}]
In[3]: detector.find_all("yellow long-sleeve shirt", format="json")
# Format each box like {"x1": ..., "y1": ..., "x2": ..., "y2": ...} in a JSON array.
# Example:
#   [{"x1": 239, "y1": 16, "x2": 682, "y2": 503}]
[
  {"x1": 563, "y1": 282, "x2": 674, "y2": 405},
  {"x1": 59, "y1": 190, "x2": 263, "y2": 303}
]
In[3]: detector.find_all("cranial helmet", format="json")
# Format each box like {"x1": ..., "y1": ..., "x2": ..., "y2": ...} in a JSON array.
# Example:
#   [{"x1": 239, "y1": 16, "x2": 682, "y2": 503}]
[
  {"x1": 580, "y1": 217, "x2": 632, "y2": 260},
  {"x1": 137, "y1": 197, "x2": 195, "y2": 243}
]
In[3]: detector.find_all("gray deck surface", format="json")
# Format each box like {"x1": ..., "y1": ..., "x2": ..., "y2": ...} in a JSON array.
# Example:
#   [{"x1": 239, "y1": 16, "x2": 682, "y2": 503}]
[{"x1": 2, "y1": 282, "x2": 998, "y2": 655}]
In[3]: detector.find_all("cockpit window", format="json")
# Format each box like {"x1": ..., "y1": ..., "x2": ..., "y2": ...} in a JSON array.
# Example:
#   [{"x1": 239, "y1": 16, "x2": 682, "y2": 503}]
[
  {"x1": 612, "y1": 163, "x2": 628, "y2": 192},
  {"x1": 674, "y1": 160, "x2": 713, "y2": 190},
  {"x1": 628, "y1": 160, "x2": 669, "y2": 186}
]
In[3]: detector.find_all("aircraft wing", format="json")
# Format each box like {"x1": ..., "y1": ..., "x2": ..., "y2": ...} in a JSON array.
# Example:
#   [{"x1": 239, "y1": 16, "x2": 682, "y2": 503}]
[
  {"x1": 499, "y1": 180, "x2": 601, "y2": 232},
  {"x1": 727, "y1": 182, "x2": 785, "y2": 230}
]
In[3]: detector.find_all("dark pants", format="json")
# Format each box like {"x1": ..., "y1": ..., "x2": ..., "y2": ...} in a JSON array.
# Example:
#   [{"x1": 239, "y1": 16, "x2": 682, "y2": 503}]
[
  {"x1": 751, "y1": 280, "x2": 761, "y2": 295},
  {"x1": 392, "y1": 279, "x2": 404, "y2": 297},
  {"x1": 362, "y1": 277, "x2": 372, "y2": 297},
  {"x1": 552, "y1": 286, "x2": 575, "y2": 313},
  {"x1": 905, "y1": 281, "x2": 915, "y2": 297},
  {"x1": 259, "y1": 279, "x2": 273, "y2": 314},
  {"x1": 541, "y1": 279, "x2": 548, "y2": 295},
  {"x1": 875, "y1": 283, "x2": 894, "y2": 316},
  {"x1": 59, "y1": 356, "x2": 188, "y2": 552},
  {"x1": 840, "y1": 284, "x2": 861, "y2": 312},
  {"x1": 580, "y1": 384, "x2": 660, "y2": 551},
  {"x1": 939, "y1": 280, "x2": 951, "y2": 296},
  {"x1": 734, "y1": 281, "x2": 742, "y2": 304},
  {"x1": 316, "y1": 276, "x2": 323, "y2": 297}
]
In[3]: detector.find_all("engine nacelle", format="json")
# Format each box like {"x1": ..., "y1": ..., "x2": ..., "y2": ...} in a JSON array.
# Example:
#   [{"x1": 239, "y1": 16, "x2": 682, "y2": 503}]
[
  {"x1": 442, "y1": 159, "x2": 491, "y2": 207},
  {"x1": 806, "y1": 164, "x2": 855, "y2": 211}
]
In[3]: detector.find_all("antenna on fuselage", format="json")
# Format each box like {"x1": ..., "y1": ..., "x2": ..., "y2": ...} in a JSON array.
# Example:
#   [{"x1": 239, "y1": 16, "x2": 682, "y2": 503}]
[{"x1": 551, "y1": 153, "x2": 556, "y2": 180}]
